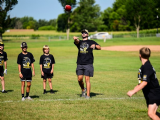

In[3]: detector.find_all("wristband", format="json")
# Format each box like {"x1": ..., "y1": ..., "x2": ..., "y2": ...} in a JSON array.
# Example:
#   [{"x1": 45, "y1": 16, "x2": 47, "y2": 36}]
[{"x1": 19, "y1": 72, "x2": 21, "y2": 74}]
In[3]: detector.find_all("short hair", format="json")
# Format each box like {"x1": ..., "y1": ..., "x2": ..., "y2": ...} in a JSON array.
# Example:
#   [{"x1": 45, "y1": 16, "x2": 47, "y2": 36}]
[
  {"x1": 139, "y1": 47, "x2": 151, "y2": 59},
  {"x1": 43, "y1": 45, "x2": 49, "y2": 53}
]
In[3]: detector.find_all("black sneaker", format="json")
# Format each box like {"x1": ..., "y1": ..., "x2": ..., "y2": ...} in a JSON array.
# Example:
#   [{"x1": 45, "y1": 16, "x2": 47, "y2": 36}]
[
  {"x1": 2, "y1": 90, "x2": 7, "y2": 93},
  {"x1": 50, "y1": 90, "x2": 55, "y2": 94},
  {"x1": 43, "y1": 91, "x2": 47, "y2": 94}
]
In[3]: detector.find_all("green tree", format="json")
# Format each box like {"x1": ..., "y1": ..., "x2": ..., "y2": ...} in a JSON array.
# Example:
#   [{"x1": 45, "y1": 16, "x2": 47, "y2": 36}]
[
  {"x1": 0, "y1": 0, "x2": 18, "y2": 40},
  {"x1": 100, "y1": 7, "x2": 113, "y2": 31},
  {"x1": 9, "y1": 17, "x2": 20, "y2": 29},
  {"x1": 27, "y1": 21, "x2": 36, "y2": 29},
  {"x1": 20, "y1": 16, "x2": 36, "y2": 29},
  {"x1": 57, "y1": 13, "x2": 68, "y2": 32},
  {"x1": 70, "y1": 0, "x2": 103, "y2": 32},
  {"x1": 48, "y1": 19, "x2": 57, "y2": 28},
  {"x1": 125, "y1": 0, "x2": 156, "y2": 38}
]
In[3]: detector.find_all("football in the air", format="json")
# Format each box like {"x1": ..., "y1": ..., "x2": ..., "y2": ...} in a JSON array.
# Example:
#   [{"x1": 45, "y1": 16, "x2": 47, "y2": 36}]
[{"x1": 65, "y1": 5, "x2": 71, "y2": 11}]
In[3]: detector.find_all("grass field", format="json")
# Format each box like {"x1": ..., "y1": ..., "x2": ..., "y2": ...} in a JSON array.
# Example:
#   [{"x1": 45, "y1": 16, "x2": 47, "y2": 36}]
[{"x1": 0, "y1": 36, "x2": 160, "y2": 120}]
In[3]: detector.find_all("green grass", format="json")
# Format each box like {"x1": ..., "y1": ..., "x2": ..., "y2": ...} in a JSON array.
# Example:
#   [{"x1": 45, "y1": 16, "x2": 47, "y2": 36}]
[{"x1": 0, "y1": 37, "x2": 160, "y2": 120}]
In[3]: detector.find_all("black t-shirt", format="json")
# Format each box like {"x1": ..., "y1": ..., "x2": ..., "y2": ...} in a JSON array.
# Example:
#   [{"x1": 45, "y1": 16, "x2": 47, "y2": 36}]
[
  {"x1": 138, "y1": 60, "x2": 160, "y2": 100},
  {"x1": 17, "y1": 52, "x2": 35, "y2": 78},
  {"x1": 74, "y1": 40, "x2": 99, "y2": 65},
  {"x1": 39, "y1": 54, "x2": 55, "y2": 74},
  {"x1": 0, "y1": 51, "x2": 8, "y2": 71}
]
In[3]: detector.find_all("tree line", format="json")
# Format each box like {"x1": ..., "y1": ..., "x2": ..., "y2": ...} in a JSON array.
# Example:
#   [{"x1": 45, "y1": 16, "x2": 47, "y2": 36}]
[{"x1": 0, "y1": 0, "x2": 160, "y2": 39}]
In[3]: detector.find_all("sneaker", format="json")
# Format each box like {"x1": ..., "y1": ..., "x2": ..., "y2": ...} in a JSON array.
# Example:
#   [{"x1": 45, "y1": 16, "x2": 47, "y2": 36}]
[
  {"x1": 25, "y1": 96, "x2": 32, "y2": 100},
  {"x1": 85, "y1": 96, "x2": 90, "y2": 99},
  {"x1": 43, "y1": 91, "x2": 47, "y2": 94},
  {"x1": 81, "y1": 88, "x2": 86, "y2": 97},
  {"x1": 50, "y1": 90, "x2": 55, "y2": 94},
  {"x1": 2, "y1": 90, "x2": 7, "y2": 93},
  {"x1": 22, "y1": 97, "x2": 25, "y2": 101}
]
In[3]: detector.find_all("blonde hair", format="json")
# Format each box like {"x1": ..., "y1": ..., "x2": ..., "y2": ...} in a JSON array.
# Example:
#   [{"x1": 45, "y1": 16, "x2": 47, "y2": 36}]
[
  {"x1": 43, "y1": 45, "x2": 49, "y2": 53},
  {"x1": 139, "y1": 47, "x2": 151, "y2": 59}
]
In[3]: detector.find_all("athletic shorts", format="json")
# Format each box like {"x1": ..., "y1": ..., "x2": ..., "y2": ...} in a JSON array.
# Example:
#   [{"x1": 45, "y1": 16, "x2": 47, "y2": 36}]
[
  {"x1": 76, "y1": 64, "x2": 94, "y2": 77},
  {"x1": 20, "y1": 77, "x2": 32, "y2": 82},
  {"x1": 41, "y1": 73, "x2": 53, "y2": 79},
  {"x1": 0, "y1": 71, "x2": 4, "y2": 77},
  {"x1": 146, "y1": 99, "x2": 160, "y2": 106}
]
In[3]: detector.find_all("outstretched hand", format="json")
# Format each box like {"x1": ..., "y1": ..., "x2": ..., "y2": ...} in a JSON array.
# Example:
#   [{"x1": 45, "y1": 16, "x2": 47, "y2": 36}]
[
  {"x1": 73, "y1": 36, "x2": 79, "y2": 40},
  {"x1": 127, "y1": 90, "x2": 135, "y2": 97}
]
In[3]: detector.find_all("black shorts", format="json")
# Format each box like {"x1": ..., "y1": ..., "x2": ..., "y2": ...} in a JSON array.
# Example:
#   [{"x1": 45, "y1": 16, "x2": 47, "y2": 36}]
[
  {"x1": 76, "y1": 64, "x2": 94, "y2": 77},
  {"x1": 41, "y1": 72, "x2": 53, "y2": 79},
  {"x1": 146, "y1": 99, "x2": 160, "y2": 106},
  {"x1": 0, "y1": 71, "x2": 4, "y2": 77},
  {"x1": 20, "y1": 77, "x2": 32, "y2": 82}
]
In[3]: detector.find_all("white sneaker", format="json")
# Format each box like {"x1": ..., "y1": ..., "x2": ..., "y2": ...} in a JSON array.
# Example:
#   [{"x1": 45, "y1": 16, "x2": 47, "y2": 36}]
[
  {"x1": 22, "y1": 97, "x2": 25, "y2": 101},
  {"x1": 25, "y1": 96, "x2": 32, "y2": 100}
]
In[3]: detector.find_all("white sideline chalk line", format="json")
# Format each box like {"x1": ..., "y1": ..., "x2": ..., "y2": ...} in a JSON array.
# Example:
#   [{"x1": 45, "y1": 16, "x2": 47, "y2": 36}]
[{"x1": 0, "y1": 97, "x2": 144, "y2": 103}]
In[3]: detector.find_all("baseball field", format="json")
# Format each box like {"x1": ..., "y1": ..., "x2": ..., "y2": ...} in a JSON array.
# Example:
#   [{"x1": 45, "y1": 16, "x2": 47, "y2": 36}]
[{"x1": 0, "y1": 34, "x2": 160, "y2": 120}]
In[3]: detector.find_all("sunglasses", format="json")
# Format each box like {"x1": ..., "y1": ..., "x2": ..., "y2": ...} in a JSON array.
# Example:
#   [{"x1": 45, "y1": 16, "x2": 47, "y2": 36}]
[{"x1": 82, "y1": 32, "x2": 88, "y2": 34}]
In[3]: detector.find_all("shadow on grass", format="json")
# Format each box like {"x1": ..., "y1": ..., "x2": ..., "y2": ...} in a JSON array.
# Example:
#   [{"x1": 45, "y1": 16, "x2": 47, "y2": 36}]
[
  {"x1": 46, "y1": 90, "x2": 58, "y2": 94},
  {"x1": 77, "y1": 92, "x2": 103, "y2": 97},
  {"x1": 30, "y1": 95, "x2": 40, "y2": 98},
  {"x1": 90, "y1": 92, "x2": 104, "y2": 97},
  {"x1": 6, "y1": 90, "x2": 14, "y2": 93}
]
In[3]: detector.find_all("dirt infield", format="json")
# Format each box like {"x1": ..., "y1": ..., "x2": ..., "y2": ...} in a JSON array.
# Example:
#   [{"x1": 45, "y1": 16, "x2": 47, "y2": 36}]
[{"x1": 101, "y1": 45, "x2": 160, "y2": 52}]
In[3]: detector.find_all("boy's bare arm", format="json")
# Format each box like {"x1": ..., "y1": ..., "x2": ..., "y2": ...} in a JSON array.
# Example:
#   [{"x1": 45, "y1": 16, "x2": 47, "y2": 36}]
[
  {"x1": 4, "y1": 61, "x2": 7, "y2": 69},
  {"x1": 18, "y1": 64, "x2": 23, "y2": 78},
  {"x1": 127, "y1": 81, "x2": 147, "y2": 97},
  {"x1": 31, "y1": 63, "x2": 35, "y2": 76},
  {"x1": 51, "y1": 64, "x2": 54, "y2": 74}
]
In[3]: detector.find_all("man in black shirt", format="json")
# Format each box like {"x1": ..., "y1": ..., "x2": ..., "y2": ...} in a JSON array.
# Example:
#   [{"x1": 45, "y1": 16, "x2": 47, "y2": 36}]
[
  {"x1": 17, "y1": 42, "x2": 35, "y2": 101},
  {"x1": 73, "y1": 29, "x2": 101, "y2": 99},
  {"x1": 0, "y1": 42, "x2": 8, "y2": 93},
  {"x1": 39, "y1": 45, "x2": 55, "y2": 94},
  {"x1": 127, "y1": 47, "x2": 160, "y2": 120}
]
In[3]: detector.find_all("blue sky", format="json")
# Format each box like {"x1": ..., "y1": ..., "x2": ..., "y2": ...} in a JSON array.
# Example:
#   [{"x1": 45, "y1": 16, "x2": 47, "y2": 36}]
[{"x1": 9, "y1": 0, "x2": 115, "y2": 21}]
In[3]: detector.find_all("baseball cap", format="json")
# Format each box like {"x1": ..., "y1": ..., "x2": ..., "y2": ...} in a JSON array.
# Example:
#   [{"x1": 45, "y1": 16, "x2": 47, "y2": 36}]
[
  {"x1": 81, "y1": 29, "x2": 89, "y2": 34},
  {"x1": 21, "y1": 42, "x2": 27, "y2": 48},
  {"x1": 0, "y1": 42, "x2": 4, "y2": 46}
]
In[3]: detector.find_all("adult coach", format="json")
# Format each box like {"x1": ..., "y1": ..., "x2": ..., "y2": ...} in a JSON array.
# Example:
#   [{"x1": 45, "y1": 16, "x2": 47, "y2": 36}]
[
  {"x1": 127, "y1": 47, "x2": 160, "y2": 120},
  {"x1": 17, "y1": 42, "x2": 35, "y2": 101},
  {"x1": 73, "y1": 29, "x2": 101, "y2": 99}
]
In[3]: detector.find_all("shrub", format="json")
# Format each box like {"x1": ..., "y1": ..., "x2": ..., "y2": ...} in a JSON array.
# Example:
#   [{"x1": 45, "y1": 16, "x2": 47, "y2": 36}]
[
  {"x1": 30, "y1": 34, "x2": 40, "y2": 39},
  {"x1": 38, "y1": 26, "x2": 55, "y2": 30}
]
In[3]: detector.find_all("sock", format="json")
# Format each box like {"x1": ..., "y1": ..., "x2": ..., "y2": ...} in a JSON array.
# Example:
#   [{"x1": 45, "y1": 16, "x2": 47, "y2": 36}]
[
  {"x1": 26, "y1": 92, "x2": 29, "y2": 97},
  {"x1": 2, "y1": 90, "x2": 4, "y2": 92},
  {"x1": 22, "y1": 94, "x2": 24, "y2": 98}
]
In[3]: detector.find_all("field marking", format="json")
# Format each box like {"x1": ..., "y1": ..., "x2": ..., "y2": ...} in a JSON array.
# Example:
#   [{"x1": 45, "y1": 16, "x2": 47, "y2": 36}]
[{"x1": 0, "y1": 97, "x2": 144, "y2": 104}]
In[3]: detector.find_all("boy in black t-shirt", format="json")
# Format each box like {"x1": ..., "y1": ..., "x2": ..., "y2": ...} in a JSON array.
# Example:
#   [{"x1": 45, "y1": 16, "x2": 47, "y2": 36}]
[
  {"x1": 73, "y1": 29, "x2": 101, "y2": 99},
  {"x1": 127, "y1": 47, "x2": 160, "y2": 120},
  {"x1": 17, "y1": 42, "x2": 35, "y2": 101},
  {"x1": 39, "y1": 45, "x2": 55, "y2": 94},
  {"x1": 0, "y1": 42, "x2": 8, "y2": 93}
]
